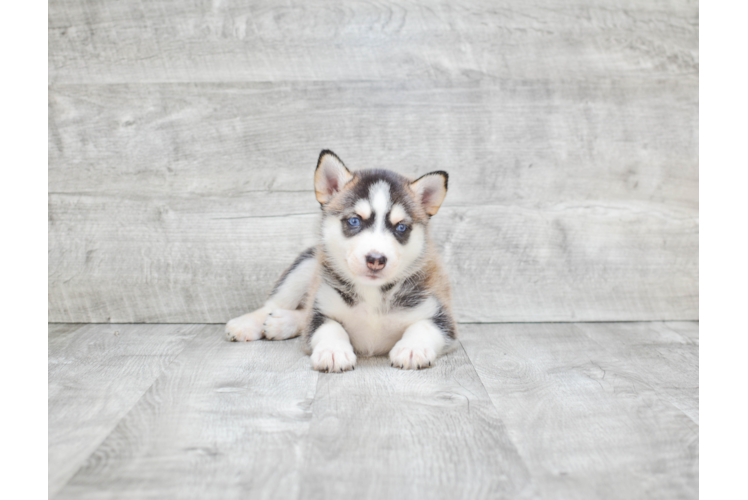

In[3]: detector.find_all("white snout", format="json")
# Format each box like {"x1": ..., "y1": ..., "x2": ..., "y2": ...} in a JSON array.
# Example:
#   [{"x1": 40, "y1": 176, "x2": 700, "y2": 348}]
[{"x1": 347, "y1": 231, "x2": 399, "y2": 283}]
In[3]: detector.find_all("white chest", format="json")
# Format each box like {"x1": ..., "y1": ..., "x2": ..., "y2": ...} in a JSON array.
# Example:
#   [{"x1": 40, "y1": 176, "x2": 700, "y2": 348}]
[
  {"x1": 316, "y1": 283, "x2": 438, "y2": 356},
  {"x1": 339, "y1": 303, "x2": 408, "y2": 356}
]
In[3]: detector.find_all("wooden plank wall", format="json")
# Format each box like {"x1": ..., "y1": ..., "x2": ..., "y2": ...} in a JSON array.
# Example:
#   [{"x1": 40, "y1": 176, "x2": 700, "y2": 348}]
[{"x1": 48, "y1": 0, "x2": 699, "y2": 323}]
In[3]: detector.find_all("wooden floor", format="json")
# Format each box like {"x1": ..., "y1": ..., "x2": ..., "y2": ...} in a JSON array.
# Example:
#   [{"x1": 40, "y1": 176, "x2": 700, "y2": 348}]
[{"x1": 49, "y1": 321, "x2": 698, "y2": 499}]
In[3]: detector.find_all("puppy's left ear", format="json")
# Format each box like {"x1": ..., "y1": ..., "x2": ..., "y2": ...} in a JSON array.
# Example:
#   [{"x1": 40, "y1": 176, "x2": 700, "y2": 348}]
[
  {"x1": 315, "y1": 150, "x2": 353, "y2": 205},
  {"x1": 410, "y1": 171, "x2": 448, "y2": 216}
]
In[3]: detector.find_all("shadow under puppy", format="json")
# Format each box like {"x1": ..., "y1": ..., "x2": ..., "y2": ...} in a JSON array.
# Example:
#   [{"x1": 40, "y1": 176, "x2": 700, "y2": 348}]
[{"x1": 226, "y1": 150, "x2": 456, "y2": 372}]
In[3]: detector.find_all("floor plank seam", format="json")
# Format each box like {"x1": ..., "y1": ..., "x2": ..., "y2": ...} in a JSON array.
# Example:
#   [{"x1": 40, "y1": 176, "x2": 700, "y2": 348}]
[
  {"x1": 51, "y1": 380, "x2": 162, "y2": 498},
  {"x1": 455, "y1": 339, "x2": 533, "y2": 470},
  {"x1": 49, "y1": 326, "x2": 200, "y2": 498},
  {"x1": 456, "y1": 338, "x2": 545, "y2": 498},
  {"x1": 49, "y1": 322, "x2": 699, "y2": 498}
]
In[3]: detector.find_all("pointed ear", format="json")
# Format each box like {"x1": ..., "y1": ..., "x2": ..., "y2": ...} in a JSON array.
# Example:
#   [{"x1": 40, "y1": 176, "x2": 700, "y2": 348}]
[
  {"x1": 410, "y1": 171, "x2": 449, "y2": 216},
  {"x1": 314, "y1": 150, "x2": 353, "y2": 205}
]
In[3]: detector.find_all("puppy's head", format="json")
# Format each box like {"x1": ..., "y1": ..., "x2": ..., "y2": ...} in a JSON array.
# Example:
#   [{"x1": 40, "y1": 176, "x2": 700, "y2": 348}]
[{"x1": 314, "y1": 150, "x2": 448, "y2": 286}]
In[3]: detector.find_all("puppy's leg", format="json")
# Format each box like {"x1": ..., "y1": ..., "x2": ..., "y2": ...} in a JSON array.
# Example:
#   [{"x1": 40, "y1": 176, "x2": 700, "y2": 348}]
[
  {"x1": 389, "y1": 319, "x2": 452, "y2": 370},
  {"x1": 225, "y1": 307, "x2": 271, "y2": 342},
  {"x1": 309, "y1": 320, "x2": 356, "y2": 373},
  {"x1": 262, "y1": 309, "x2": 306, "y2": 340},
  {"x1": 226, "y1": 248, "x2": 317, "y2": 342}
]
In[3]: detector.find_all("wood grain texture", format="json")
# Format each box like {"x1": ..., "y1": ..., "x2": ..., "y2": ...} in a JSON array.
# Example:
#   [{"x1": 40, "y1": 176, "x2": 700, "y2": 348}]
[
  {"x1": 55, "y1": 326, "x2": 320, "y2": 500},
  {"x1": 53, "y1": 325, "x2": 532, "y2": 499},
  {"x1": 48, "y1": 323, "x2": 86, "y2": 337},
  {"x1": 298, "y1": 346, "x2": 532, "y2": 499},
  {"x1": 48, "y1": 0, "x2": 698, "y2": 84},
  {"x1": 459, "y1": 322, "x2": 698, "y2": 500},
  {"x1": 576, "y1": 321, "x2": 700, "y2": 424},
  {"x1": 48, "y1": 323, "x2": 200, "y2": 497},
  {"x1": 49, "y1": 321, "x2": 698, "y2": 499},
  {"x1": 48, "y1": 192, "x2": 697, "y2": 323},
  {"x1": 49, "y1": 81, "x2": 697, "y2": 205},
  {"x1": 48, "y1": 79, "x2": 698, "y2": 323},
  {"x1": 52, "y1": 326, "x2": 533, "y2": 499}
]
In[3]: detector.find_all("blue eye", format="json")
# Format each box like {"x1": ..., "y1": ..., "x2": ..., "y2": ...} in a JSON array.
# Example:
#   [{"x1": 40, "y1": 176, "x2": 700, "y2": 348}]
[
  {"x1": 348, "y1": 217, "x2": 361, "y2": 227},
  {"x1": 396, "y1": 223, "x2": 407, "y2": 232}
]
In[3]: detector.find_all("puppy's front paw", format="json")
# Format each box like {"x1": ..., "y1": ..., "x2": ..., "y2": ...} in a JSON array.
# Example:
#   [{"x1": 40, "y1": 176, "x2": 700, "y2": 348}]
[
  {"x1": 225, "y1": 313, "x2": 265, "y2": 342},
  {"x1": 263, "y1": 310, "x2": 301, "y2": 340},
  {"x1": 389, "y1": 343, "x2": 437, "y2": 370},
  {"x1": 311, "y1": 348, "x2": 356, "y2": 373}
]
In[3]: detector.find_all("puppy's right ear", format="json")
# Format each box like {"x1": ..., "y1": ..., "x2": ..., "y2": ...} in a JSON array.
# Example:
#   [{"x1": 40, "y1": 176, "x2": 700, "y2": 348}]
[{"x1": 315, "y1": 150, "x2": 353, "y2": 205}]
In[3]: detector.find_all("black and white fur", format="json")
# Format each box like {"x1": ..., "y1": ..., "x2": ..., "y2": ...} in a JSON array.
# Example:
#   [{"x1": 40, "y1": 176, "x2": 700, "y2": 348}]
[{"x1": 226, "y1": 150, "x2": 456, "y2": 372}]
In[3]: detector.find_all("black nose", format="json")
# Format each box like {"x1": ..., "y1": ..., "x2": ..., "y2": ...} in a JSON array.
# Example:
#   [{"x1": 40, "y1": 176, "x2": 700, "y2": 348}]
[{"x1": 366, "y1": 253, "x2": 387, "y2": 271}]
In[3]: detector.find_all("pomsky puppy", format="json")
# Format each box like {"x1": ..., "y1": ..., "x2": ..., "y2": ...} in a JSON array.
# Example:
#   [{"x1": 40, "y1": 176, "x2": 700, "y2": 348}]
[{"x1": 225, "y1": 150, "x2": 456, "y2": 372}]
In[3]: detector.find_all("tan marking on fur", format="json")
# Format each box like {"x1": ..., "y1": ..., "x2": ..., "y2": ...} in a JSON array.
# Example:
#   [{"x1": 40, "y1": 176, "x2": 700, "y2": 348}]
[
  {"x1": 403, "y1": 182, "x2": 431, "y2": 225},
  {"x1": 323, "y1": 174, "x2": 362, "y2": 214},
  {"x1": 354, "y1": 199, "x2": 372, "y2": 219},
  {"x1": 425, "y1": 260, "x2": 453, "y2": 315},
  {"x1": 315, "y1": 154, "x2": 353, "y2": 205},
  {"x1": 415, "y1": 240, "x2": 455, "y2": 321},
  {"x1": 410, "y1": 173, "x2": 448, "y2": 216},
  {"x1": 389, "y1": 204, "x2": 407, "y2": 225}
]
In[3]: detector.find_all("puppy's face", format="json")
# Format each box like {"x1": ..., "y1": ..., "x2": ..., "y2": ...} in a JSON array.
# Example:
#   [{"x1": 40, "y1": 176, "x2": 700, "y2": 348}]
[{"x1": 314, "y1": 151, "x2": 448, "y2": 286}]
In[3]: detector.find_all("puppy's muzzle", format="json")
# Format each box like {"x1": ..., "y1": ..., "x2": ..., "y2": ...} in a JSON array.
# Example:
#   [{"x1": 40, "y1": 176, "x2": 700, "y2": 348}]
[{"x1": 365, "y1": 253, "x2": 387, "y2": 271}]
